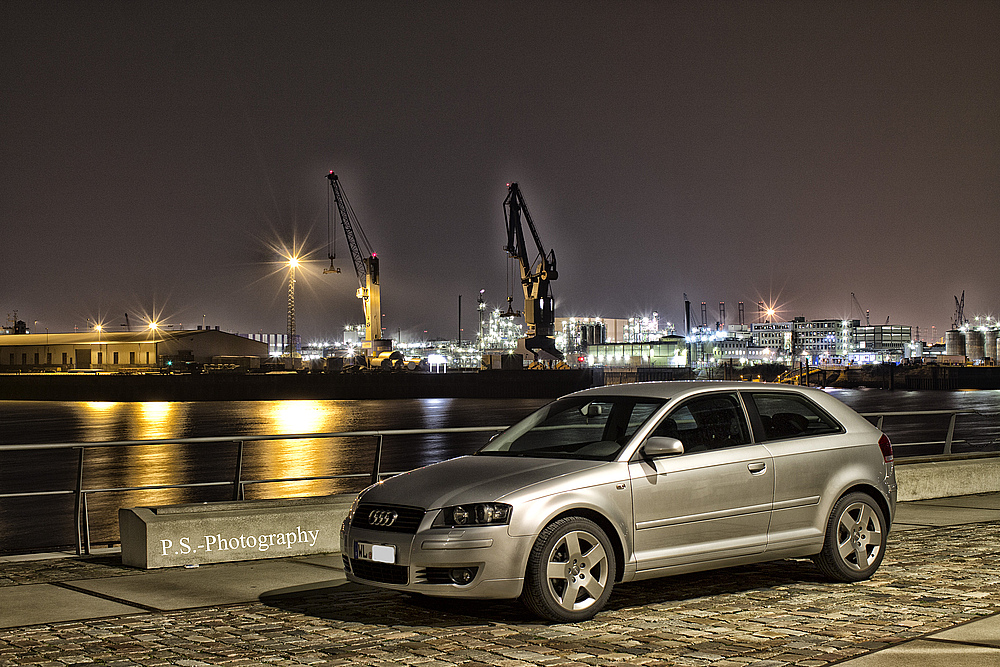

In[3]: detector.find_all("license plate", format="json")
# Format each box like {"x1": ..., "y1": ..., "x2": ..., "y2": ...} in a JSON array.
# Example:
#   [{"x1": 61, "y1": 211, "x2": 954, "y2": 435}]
[{"x1": 355, "y1": 541, "x2": 395, "y2": 564}]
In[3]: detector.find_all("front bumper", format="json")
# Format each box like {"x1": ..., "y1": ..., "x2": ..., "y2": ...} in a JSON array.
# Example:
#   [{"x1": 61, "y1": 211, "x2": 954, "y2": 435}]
[{"x1": 340, "y1": 517, "x2": 534, "y2": 599}]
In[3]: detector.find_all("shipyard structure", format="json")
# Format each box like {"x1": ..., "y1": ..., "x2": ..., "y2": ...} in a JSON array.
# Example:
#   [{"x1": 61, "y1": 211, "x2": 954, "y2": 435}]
[
  {"x1": 557, "y1": 316, "x2": 999, "y2": 370},
  {"x1": 2, "y1": 317, "x2": 997, "y2": 375}
]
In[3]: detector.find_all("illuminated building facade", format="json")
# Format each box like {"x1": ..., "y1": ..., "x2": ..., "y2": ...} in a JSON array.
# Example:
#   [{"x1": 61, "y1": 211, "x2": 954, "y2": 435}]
[
  {"x1": 791, "y1": 319, "x2": 850, "y2": 363},
  {"x1": 851, "y1": 324, "x2": 913, "y2": 364},
  {"x1": 245, "y1": 332, "x2": 290, "y2": 357},
  {"x1": 0, "y1": 330, "x2": 266, "y2": 372},
  {"x1": 585, "y1": 336, "x2": 688, "y2": 368}
]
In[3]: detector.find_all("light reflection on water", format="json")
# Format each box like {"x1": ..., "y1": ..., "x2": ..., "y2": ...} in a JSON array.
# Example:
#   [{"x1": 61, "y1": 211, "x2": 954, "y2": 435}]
[
  {"x1": 63, "y1": 399, "x2": 433, "y2": 504},
  {"x1": 0, "y1": 398, "x2": 547, "y2": 552},
  {"x1": 264, "y1": 401, "x2": 346, "y2": 498}
]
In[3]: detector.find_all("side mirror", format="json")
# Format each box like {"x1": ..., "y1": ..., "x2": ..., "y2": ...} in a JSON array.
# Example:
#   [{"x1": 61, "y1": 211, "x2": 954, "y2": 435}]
[{"x1": 643, "y1": 436, "x2": 684, "y2": 458}]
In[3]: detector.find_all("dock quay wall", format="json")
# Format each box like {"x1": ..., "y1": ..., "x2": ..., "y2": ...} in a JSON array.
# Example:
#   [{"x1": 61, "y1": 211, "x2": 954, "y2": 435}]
[
  {"x1": 895, "y1": 454, "x2": 1000, "y2": 501},
  {"x1": 823, "y1": 365, "x2": 1000, "y2": 390}
]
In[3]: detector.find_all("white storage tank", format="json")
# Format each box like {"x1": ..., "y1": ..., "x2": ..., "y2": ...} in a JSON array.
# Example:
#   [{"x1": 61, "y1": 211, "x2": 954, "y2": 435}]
[
  {"x1": 965, "y1": 330, "x2": 985, "y2": 362},
  {"x1": 945, "y1": 330, "x2": 966, "y2": 357},
  {"x1": 985, "y1": 332, "x2": 998, "y2": 363}
]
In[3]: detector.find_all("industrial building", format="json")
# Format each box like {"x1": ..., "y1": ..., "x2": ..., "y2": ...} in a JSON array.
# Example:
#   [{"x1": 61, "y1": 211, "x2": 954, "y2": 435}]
[
  {"x1": 0, "y1": 329, "x2": 266, "y2": 372},
  {"x1": 579, "y1": 316, "x2": 933, "y2": 370},
  {"x1": 584, "y1": 335, "x2": 689, "y2": 368}
]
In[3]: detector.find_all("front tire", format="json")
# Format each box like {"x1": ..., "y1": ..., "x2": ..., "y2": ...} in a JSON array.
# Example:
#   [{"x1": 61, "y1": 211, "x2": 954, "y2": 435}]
[
  {"x1": 521, "y1": 517, "x2": 615, "y2": 622},
  {"x1": 814, "y1": 492, "x2": 887, "y2": 581}
]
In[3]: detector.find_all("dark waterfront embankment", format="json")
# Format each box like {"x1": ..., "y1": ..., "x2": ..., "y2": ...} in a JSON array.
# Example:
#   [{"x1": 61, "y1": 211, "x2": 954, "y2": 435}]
[
  {"x1": 4, "y1": 364, "x2": 999, "y2": 402},
  {"x1": 810, "y1": 364, "x2": 1000, "y2": 390},
  {"x1": 0, "y1": 368, "x2": 598, "y2": 401}
]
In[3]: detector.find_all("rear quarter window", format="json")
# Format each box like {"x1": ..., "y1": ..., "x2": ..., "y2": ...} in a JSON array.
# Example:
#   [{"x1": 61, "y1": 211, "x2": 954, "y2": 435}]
[{"x1": 746, "y1": 392, "x2": 844, "y2": 440}]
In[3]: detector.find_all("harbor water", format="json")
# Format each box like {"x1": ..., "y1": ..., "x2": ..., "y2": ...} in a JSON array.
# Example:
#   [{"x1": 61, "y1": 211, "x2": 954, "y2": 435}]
[{"x1": 1, "y1": 390, "x2": 998, "y2": 555}]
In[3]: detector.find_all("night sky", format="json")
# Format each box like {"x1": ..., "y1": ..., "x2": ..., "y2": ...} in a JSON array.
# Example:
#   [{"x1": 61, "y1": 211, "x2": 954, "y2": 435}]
[{"x1": 3, "y1": 1, "x2": 997, "y2": 344}]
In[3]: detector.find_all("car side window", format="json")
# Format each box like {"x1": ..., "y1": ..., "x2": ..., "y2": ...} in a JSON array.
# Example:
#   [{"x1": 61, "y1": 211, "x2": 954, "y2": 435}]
[
  {"x1": 748, "y1": 392, "x2": 843, "y2": 440},
  {"x1": 651, "y1": 393, "x2": 751, "y2": 453}
]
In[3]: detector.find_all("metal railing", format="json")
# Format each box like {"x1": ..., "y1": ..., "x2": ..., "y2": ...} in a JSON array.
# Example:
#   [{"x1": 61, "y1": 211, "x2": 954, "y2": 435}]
[
  {"x1": 0, "y1": 426, "x2": 506, "y2": 556},
  {"x1": 859, "y1": 410, "x2": 989, "y2": 456},
  {"x1": 1, "y1": 410, "x2": 996, "y2": 556}
]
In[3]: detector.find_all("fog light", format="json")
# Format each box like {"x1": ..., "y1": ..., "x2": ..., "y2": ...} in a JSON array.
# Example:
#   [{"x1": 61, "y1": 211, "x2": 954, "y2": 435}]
[{"x1": 449, "y1": 567, "x2": 476, "y2": 585}]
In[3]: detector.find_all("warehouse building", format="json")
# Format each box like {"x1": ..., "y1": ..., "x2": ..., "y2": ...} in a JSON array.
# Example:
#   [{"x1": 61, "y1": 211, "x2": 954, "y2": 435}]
[{"x1": 0, "y1": 329, "x2": 266, "y2": 372}]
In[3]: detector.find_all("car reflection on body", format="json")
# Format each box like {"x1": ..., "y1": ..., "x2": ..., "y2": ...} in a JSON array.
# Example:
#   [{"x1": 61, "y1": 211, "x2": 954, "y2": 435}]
[{"x1": 340, "y1": 381, "x2": 897, "y2": 622}]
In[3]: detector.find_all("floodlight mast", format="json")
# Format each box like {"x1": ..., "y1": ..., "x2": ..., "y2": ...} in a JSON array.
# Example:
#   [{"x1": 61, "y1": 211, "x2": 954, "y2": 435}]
[
  {"x1": 503, "y1": 182, "x2": 563, "y2": 360},
  {"x1": 326, "y1": 171, "x2": 386, "y2": 356}
]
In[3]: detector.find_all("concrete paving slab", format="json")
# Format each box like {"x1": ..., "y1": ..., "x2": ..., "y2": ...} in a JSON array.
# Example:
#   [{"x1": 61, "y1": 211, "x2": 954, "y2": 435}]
[
  {"x1": 930, "y1": 614, "x2": 1000, "y2": 648},
  {"x1": 891, "y1": 503, "x2": 1000, "y2": 527},
  {"x1": 67, "y1": 559, "x2": 346, "y2": 611},
  {"x1": 0, "y1": 583, "x2": 142, "y2": 629},
  {"x1": 834, "y1": 640, "x2": 1000, "y2": 667}
]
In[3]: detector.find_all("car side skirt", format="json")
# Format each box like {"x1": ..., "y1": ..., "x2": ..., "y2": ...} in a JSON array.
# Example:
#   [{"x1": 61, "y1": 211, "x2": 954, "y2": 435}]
[{"x1": 623, "y1": 544, "x2": 821, "y2": 583}]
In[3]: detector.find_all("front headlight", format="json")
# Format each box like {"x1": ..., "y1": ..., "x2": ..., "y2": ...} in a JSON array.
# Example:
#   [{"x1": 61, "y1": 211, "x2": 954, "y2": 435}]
[{"x1": 433, "y1": 502, "x2": 512, "y2": 527}]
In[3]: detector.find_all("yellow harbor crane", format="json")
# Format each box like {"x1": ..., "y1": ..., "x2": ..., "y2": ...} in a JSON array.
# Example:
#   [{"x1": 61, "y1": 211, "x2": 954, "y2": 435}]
[{"x1": 325, "y1": 172, "x2": 391, "y2": 359}]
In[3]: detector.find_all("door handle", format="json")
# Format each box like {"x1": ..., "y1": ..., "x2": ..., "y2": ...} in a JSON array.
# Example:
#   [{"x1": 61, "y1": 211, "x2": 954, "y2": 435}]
[{"x1": 747, "y1": 462, "x2": 767, "y2": 475}]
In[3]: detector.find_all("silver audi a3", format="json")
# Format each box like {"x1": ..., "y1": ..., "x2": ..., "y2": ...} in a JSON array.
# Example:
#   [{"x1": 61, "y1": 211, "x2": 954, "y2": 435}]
[{"x1": 341, "y1": 381, "x2": 897, "y2": 622}]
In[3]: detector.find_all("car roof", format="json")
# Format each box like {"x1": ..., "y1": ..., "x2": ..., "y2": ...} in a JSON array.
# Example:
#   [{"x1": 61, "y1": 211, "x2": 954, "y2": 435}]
[{"x1": 565, "y1": 380, "x2": 830, "y2": 402}]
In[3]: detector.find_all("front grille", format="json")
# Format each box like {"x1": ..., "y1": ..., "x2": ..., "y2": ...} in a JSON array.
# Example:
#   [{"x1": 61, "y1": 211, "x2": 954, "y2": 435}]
[
  {"x1": 352, "y1": 504, "x2": 425, "y2": 534},
  {"x1": 350, "y1": 558, "x2": 408, "y2": 585}
]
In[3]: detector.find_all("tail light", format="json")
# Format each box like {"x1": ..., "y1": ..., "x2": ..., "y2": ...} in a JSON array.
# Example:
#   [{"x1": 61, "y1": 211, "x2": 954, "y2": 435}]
[{"x1": 878, "y1": 434, "x2": 894, "y2": 463}]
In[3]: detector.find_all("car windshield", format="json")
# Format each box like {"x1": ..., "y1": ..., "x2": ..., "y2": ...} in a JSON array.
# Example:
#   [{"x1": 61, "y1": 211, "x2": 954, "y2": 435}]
[{"x1": 477, "y1": 396, "x2": 665, "y2": 460}]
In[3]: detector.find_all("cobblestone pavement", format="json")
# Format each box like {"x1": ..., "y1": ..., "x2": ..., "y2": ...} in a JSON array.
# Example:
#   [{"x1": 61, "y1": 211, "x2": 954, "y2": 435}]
[{"x1": 2, "y1": 521, "x2": 998, "y2": 666}]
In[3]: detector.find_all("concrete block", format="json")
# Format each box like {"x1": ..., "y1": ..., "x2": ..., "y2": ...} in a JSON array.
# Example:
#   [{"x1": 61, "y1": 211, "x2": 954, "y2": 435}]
[
  {"x1": 896, "y1": 457, "x2": 1000, "y2": 501},
  {"x1": 120, "y1": 494, "x2": 355, "y2": 569}
]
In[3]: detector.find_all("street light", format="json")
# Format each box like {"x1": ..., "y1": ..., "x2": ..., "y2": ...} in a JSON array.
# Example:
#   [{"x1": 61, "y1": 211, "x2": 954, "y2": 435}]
[
  {"x1": 147, "y1": 321, "x2": 160, "y2": 370},
  {"x1": 94, "y1": 323, "x2": 106, "y2": 369},
  {"x1": 286, "y1": 256, "x2": 300, "y2": 360}
]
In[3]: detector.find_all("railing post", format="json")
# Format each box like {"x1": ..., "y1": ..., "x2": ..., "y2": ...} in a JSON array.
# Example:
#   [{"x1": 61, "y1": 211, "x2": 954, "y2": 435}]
[
  {"x1": 233, "y1": 440, "x2": 245, "y2": 500},
  {"x1": 82, "y1": 492, "x2": 92, "y2": 556},
  {"x1": 74, "y1": 448, "x2": 85, "y2": 555},
  {"x1": 876, "y1": 415, "x2": 885, "y2": 431},
  {"x1": 370, "y1": 434, "x2": 383, "y2": 484},
  {"x1": 944, "y1": 413, "x2": 958, "y2": 455}
]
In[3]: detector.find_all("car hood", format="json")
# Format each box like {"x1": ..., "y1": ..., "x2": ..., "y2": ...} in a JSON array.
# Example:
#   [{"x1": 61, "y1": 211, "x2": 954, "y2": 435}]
[{"x1": 358, "y1": 455, "x2": 610, "y2": 510}]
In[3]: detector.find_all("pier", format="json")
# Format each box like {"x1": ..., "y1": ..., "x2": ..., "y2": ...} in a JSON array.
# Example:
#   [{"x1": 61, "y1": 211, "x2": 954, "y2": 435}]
[{"x1": 2, "y1": 493, "x2": 999, "y2": 665}]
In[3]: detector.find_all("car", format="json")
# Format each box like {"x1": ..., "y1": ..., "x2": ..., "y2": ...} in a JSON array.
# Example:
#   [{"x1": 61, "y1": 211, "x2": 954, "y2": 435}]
[{"x1": 340, "y1": 381, "x2": 897, "y2": 622}]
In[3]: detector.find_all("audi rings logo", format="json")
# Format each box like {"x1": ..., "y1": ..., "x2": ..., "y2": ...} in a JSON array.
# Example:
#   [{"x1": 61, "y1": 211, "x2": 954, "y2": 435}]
[{"x1": 368, "y1": 509, "x2": 398, "y2": 527}]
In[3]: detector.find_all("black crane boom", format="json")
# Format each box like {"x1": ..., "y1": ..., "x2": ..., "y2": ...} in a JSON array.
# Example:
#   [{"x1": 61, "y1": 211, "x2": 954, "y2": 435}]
[
  {"x1": 503, "y1": 183, "x2": 562, "y2": 360},
  {"x1": 326, "y1": 171, "x2": 374, "y2": 290}
]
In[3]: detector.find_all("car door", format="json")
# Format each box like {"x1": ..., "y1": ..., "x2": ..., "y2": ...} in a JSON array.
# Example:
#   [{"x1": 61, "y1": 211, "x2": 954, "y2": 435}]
[
  {"x1": 742, "y1": 390, "x2": 850, "y2": 551},
  {"x1": 628, "y1": 392, "x2": 773, "y2": 572}
]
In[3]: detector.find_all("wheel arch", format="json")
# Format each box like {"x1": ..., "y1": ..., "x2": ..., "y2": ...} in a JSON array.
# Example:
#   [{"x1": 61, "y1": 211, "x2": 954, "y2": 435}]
[
  {"x1": 839, "y1": 483, "x2": 893, "y2": 529},
  {"x1": 546, "y1": 507, "x2": 627, "y2": 583}
]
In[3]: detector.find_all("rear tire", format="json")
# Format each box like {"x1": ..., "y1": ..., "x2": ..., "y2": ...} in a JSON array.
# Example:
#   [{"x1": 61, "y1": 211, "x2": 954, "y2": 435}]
[
  {"x1": 520, "y1": 517, "x2": 615, "y2": 622},
  {"x1": 813, "y1": 492, "x2": 886, "y2": 582}
]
